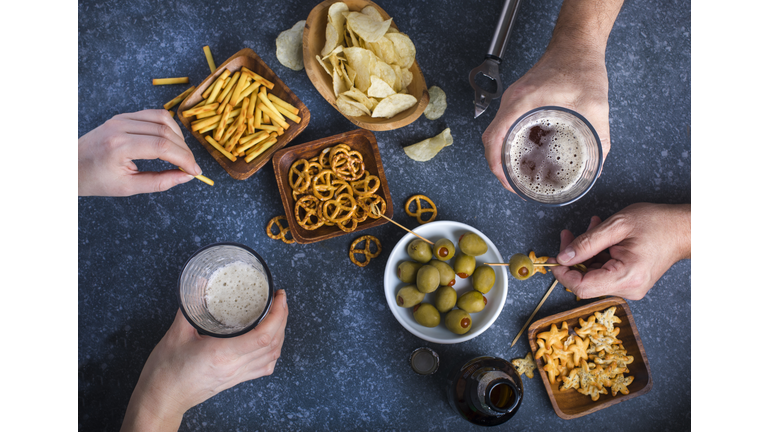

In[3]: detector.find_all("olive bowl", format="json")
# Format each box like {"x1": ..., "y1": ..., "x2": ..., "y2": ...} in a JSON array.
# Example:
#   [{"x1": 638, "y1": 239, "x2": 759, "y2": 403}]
[{"x1": 383, "y1": 221, "x2": 508, "y2": 344}]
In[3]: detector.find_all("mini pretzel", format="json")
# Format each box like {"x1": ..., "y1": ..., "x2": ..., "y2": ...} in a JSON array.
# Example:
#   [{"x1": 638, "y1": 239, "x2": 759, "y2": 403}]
[
  {"x1": 351, "y1": 173, "x2": 380, "y2": 197},
  {"x1": 311, "y1": 169, "x2": 338, "y2": 201},
  {"x1": 405, "y1": 194, "x2": 437, "y2": 224},
  {"x1": 295, "y1": 196, "x2": 324, "y2": 231},
  {"x1": 336, "y1": 217, "x2": 358, "y2": 233},
  {"x1": 348, "y1": 235, "x2": 382, "y2": 267},
  {"x1": 266, "y1": 216, "x2": 294, "y2": 244},
  {"x1": 288, "y1": 159, "x2": 311, "y2": 193},
  {"x1": 361, "y1": 195, "x2": 386, "y2": 219},
  {"x1": 331, "y1": 151, "x2": 365, "y2": 181},
  {"x1": 322, "y1": 193, "x2": 357, "y2": 223},
  {"x1": 332, "y1": 179, "x2": 354, "y2": 198}
]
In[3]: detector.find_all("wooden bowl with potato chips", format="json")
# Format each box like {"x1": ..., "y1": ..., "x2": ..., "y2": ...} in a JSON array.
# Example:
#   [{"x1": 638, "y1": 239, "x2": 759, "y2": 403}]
[
  {"x1": 303, "y1": 0, "x2": 429, "y2": 131},
  {"x1": 178, "y1": 48, "x2": 310, "y2": 180},
  {"x1": 527, "y1": 297, "x2": 653, "y2": 420}
]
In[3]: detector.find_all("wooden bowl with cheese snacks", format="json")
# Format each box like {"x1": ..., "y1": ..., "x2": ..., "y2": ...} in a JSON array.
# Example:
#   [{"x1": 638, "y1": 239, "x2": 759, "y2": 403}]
[
  {"x1": 178, "y1": 48, "x2": 310, "y2": 180},
  {"x1": 303, "y1": 0, "x2": 429, "y2": 131},
  {"x1": 527, "y1": 297, "x2": 653, "y2": 420}
]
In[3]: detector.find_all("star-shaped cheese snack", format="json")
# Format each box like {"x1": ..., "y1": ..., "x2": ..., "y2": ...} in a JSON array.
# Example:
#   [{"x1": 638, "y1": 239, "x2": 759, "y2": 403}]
[{"x1": 511, "y1": 352, "x2": 536, "y2": 379}]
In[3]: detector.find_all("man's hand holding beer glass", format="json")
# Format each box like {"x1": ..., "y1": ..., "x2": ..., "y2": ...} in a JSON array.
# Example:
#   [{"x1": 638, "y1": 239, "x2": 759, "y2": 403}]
[
  {"x1": 120, "y1": 290, "x2": 289, "y2": 432},
  {"x1": 482, "y1": 0, "x2": 623, "y2": 192},
  {"x1": 550, "y1": 204, "x2": 691, "y2": 300}
]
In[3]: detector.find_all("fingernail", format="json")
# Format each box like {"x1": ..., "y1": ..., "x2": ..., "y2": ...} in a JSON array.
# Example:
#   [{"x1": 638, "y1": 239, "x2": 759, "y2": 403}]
[
  {"x1": 194, "y1": 164, "x2": 202, "y2": 176},
  {"x1": 278, "y1": 289, "x2": 287, "y2": 308},
  {"x1": 178, "y1": 174, "x2": 195, "y2": 184},
  {"x1": 558, "y1": 246, "x2": 576, "y2": 264}
]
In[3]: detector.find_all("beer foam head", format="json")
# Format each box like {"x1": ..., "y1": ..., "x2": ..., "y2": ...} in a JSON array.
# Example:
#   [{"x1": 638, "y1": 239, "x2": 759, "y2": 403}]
[
  {"x1": 505, "y1": 118, "x2": 587, "y2": 196},
  {"x1": 205, "y1": 261, "x2": 269, "y2": 328}
]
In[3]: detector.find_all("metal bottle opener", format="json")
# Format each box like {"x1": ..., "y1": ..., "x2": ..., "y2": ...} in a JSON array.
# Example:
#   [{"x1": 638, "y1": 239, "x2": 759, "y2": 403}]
[{"x1": 469, "y1": 0, "x2": 523, "y2": 118}]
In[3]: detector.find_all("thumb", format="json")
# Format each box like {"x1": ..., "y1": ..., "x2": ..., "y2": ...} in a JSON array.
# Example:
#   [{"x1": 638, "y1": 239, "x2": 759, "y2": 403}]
[
  {"x1": 125, "y1": 170, "x2": 194, "y2": 195},
  {"x1": 556, "y1": 215, "x2": 633, "y2": 265}
]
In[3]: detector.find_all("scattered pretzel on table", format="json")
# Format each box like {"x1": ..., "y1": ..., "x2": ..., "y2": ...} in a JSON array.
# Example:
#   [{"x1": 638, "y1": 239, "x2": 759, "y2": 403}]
[
  {"x1": 266, "y1": 216, "x2": 295, "y2": 244},
  {"x1": 349, "y1": 235, "x2": 382, "y2": 267},
  {"x1": 404, "y1": 194, "x2": 437, "y2": 224}
]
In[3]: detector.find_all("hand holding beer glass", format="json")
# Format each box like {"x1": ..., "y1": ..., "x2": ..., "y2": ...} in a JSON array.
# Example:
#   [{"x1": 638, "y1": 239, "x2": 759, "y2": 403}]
[
  {"x1": 119, "y1": 290, "x2": 288, "y2": 432},
  {"x1": 482, "y1": 0, "x2": 623, "y2": 198}
]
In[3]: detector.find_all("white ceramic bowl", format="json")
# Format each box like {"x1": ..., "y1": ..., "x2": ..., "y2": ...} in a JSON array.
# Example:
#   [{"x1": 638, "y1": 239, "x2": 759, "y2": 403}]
[{"x1": 383, "y1": 221, "x2": 508, "y2": 344}]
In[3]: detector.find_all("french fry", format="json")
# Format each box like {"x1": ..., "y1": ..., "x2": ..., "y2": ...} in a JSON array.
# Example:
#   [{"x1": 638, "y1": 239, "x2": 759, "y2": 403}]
[
  {"x1": 153, "y1": 77, "x2": 189, "y2": 85},
  {"x1": 196, "y1": 109, "x2": 218, "y2": 120},
  {"x1": 179, "y1": 167, "x2": 214, "y2": 186},
  {"x1": 214, "y1": 104, "x2": 232, "y2": 140},
  {"x1": 241, "y1": 67, "x2": 275, "y2": 89},
  {"x1": 240, "y1": 130, "x2": 270, "y2": 145},
  {"x1": 274, "y1": 103, "x2": 301, "y2": 123},
  {"x1": 163, "y1": 86, "x2": 195, "y2": 110},
  {"x1": 267, "y1": 93, "x2": 299, "y2": 115},
  {"x1": 229, "y1": 73, "x2": 250, "y2": 110},
  {"x1": 168, "y1": 110, "x2": 175, "y2": 118},
  {"x1": 182, "y1": 102, "x2": 219, "y2": 118},
  {"x1": 217, "y1": 71, "x2": 240, "y2": 104},
  {"x1": 203, "y1": 46, "x2": 216, "y2": 73},
  {"x1": 235, "y1": 81, "x2": 261, "y2": 107},
  {"x1": 192, "y1": 114, "x2": 221, "y2": 131},
  {"x1": 254, "y1": 124, "x2": 282, "y2": 132},
  {"x1": 202, "y1": 70, "x2": 230, "y2": 99},
  {"x1": 205, "y1": 79, "x2": 225, "y2": 105},
  {"x1": 254, "y1": 105, "x2": 262, "y2": 127},
  {"x1": 245, "y1": 137, "x2": 278, "y2": 163},
  {"x1": 258, "y1": 102, "x2": 290, "y2": 129},
  {"x1": 204, "y1": 136, "x2": 237, "y2": 162},
  {"x1": 226, "y1": 124, "x2": 247, "y2": 152},
  {"x1": 258, "y1": 91, "x2": 285, "y2": 122}
]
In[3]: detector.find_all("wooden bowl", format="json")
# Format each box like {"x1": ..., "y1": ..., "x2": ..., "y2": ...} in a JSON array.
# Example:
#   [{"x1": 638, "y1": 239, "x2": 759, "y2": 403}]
[
  {"x1": 303, "y1": 0, "x2": 429, "y2": 131},
  {"x1": 272, "y1": 129, "x2": 393, "y2": 244},
  {"x1": 178, "y1": 48, "x2": 310, "y2": 180},
  {"x1": 527, "y1": 297, "x2": 653, "y2": 420}
]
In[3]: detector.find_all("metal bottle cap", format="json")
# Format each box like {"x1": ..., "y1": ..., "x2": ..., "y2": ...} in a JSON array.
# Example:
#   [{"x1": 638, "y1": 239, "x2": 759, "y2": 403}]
[{"x1": 409, "y1": 347, "x2": 439, "y2": 375}]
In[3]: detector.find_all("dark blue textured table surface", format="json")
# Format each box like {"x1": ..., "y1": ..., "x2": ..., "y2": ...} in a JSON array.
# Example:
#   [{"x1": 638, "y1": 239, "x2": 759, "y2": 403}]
[{"x1": 78, "y1": 1, "x2": 691, "y2": 430}]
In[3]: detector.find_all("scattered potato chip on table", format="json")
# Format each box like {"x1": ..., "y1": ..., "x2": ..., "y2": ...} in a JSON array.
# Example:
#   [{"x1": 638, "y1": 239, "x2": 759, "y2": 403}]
[
  {"x1": 424, "y1": 86, "x2": 447, "y2": 120},
  {"x1": 276, "y1": 20, "x2": 307, "y2": 71},
  {"x1": 403, "y1": 128, "x2": 453, "y2": 161}
]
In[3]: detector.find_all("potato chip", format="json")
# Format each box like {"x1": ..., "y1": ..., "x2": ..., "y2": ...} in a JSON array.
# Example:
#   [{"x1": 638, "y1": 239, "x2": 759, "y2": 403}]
[
  {"x1": 337, "y1": 94, "x2": 371, "y2": 116},
  {"x1": 346, "y1": 12, "x2": 392, "y2": 43},
  {"x1": 373, "y1": 60, "x2": 397, "y2": 89},
  {"x1": 328, "y1": 3, "x2": 349, "y2": 44},
  {"x1": 336, "y1": 94, "x2": 367, "y2": 117},
  {"x1": 367, "y1": 75, "x2": 396, "y2": 98},
  {"x1": 371, "y1": 93, "x2": 417, "y2": 118},
  {"x1": 385, "y1": 33, "x2": 416, "y2": 69},
  {"x1": 403, "y1": 128, "x2": 453, "y2": 162},
  {"x1": 342, "y1": 87, "x2": 376, "y2": 110},
  {"x1": 333, "y1": 69, "x2": 346, "y2": 96},
  {"x1": 361, "y1": 5, "x2": 384, "y2": 21},
  {"x1": 315, "y1": 55, "x2": 332, "y2": 75},
  {"x1": 343, "y1": 47, "x2": 375, "y2": 91},
  {"x1": 276, "y1": 20, "x2": 306, "y2": 71},
  {"x1": 401, "y1": 68, "x2": 413, "y2": 89},
  {"x1": 320, "y1": 22, "x2": 340, "y2": 57},
  {"x1": 424, "y1": 86, "x2": 447, "y2": 120}
]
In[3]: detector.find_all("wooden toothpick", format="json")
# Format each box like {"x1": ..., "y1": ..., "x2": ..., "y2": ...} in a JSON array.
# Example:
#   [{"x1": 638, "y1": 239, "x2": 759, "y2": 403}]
[
  {"x1": 510, "y1": 279, "x2": 559, "y2": 348},
  {"x1": 370, "y1": 205, "x2": 433, "y2": 245}
]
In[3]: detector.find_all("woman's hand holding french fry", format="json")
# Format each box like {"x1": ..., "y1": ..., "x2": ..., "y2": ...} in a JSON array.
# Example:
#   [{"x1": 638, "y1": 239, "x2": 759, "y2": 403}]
[{"x1": 78, "y1": 109, "x2": 203, "y2": 197}]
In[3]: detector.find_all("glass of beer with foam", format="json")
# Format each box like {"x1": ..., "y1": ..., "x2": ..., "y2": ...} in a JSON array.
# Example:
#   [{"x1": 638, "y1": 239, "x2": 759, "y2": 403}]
[
  {"x1": 501, "y1": 106, "x2": 603, "y2": 206},
  {"x1": 178, "y1": 242, "x2": 274, "y2": 337}
]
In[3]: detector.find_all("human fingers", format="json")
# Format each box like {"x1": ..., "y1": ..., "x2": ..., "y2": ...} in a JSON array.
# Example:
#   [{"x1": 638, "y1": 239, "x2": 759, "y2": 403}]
[
  {"x1": 550, "y1": 229, "x2": 580, "y2": 286},
  {"x1": 118, "y1": 130, "x2": 201, "y2": 177},
  {"x1": 117, "y1": 170, "x2": 195, "y2": 196},
  {"x1": 122, "y1": 109, "x2": 186, "y2": 141},
  {"x1": 242, "y1": 326, "x2": 285, "y2": 381},
  {"x1": 556, "y1": 213, "x2": 633, "y2": 266},
  {"x1": 233, "y1": 290, "x2": 288, "y2": 356}
]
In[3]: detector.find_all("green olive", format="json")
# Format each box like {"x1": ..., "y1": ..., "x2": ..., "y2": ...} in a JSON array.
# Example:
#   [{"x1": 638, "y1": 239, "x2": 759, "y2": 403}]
[
  {"x1": 396, "y1": 285, "x2": 424, "y2": 308},
  {"x1": 433, "y1": 285, "x2": 457, "y2": 313},
  {"x1": 397, "y1": 261, "x2": 423, "y2": 284},
  {"x1": 472, "y1": 265, "x2": 496, "y2": 294},
  {"x1": 508, "y1": 253, "x2": 534, "y2": 280},
  {"x1": 457, "y1": 290, "x2": 487, "y2": 313},
  {"x1": 432, "y1": 238, "x2": 455, "y2": 261},
  {"x1": 407, "y1": 239, "x2": 433, "y2": 263},
  {"x1": 416, "y1": 265, "x2": 440, "y2": 293},
  {"x1": 429, "y1": 260, "x2": 456, "y2": 286},
  {"x1": 445, "y1": 309, "x2": 472, "y2": 334},
  {"x1": 458, "y1": 232, "x2": 488, "y2": 256},
  {"x1": 413, "y1": 303, "x2": 440, "y2": 327},
  {"x1": 454, "y1": 253, "x2": 476, "y2": 279}
]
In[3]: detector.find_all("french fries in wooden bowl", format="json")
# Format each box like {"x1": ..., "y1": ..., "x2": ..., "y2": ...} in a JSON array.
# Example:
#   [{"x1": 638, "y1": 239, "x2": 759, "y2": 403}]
[{"x1": 178, "y1": 48, "x2": 310, "y2": 180}]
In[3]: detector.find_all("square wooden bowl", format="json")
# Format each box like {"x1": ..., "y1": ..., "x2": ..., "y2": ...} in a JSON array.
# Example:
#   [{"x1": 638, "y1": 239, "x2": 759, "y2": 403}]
[
  {"x1": 177, "y1": 48, "x2": 310, "y2": 180},
  {"x1": 303, "y1": 0, "x2": 429, "y2": 131},
  {"x1": 272, "y1": 129, "x2": 393, "y2": 244},
  {"x1": 527, "y1": 297, "x2": 653, "y2": 420}
]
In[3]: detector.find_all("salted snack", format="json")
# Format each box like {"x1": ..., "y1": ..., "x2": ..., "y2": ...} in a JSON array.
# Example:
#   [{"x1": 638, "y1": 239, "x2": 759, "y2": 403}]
[
  {"x1": 348, "y1": 235, "x2": 382, "y2": 267},
  {"x1": 536, "y1": 307, "x2": 635, "y2": 402},
  {"x1": 405, "y1": 194, "x2": 437, "y2": 224},
  {"x1": 276, "y1": 21, "x2": 306, "y2": 71},
  {"x1": 316, "y1": 2, "x2": 419, "y2": 119},
  {"x1": 529, "y1": 251, "x2": 549, "y2": 275},
  {"x1": 511, "y1": 352, "x2": 536, "y2": 379},
  {"x1": 508, "y1": 253, "x2": 534, "y2": 280},
  {"x1": 185, "y1": 65, "x2": 302, "y2": 163},
  {"x1": 424, "y1": 86, "x2": 447, "y2": 120},
  {"x1": 266, "y1": 216, "x2": 295, "y2": 244},
  {"x1": 403, "y1": 128, "x2": 453, "y2": 162},
  {"x1": 289, "y1": 143, "x2": 386, "y2": 234}
]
